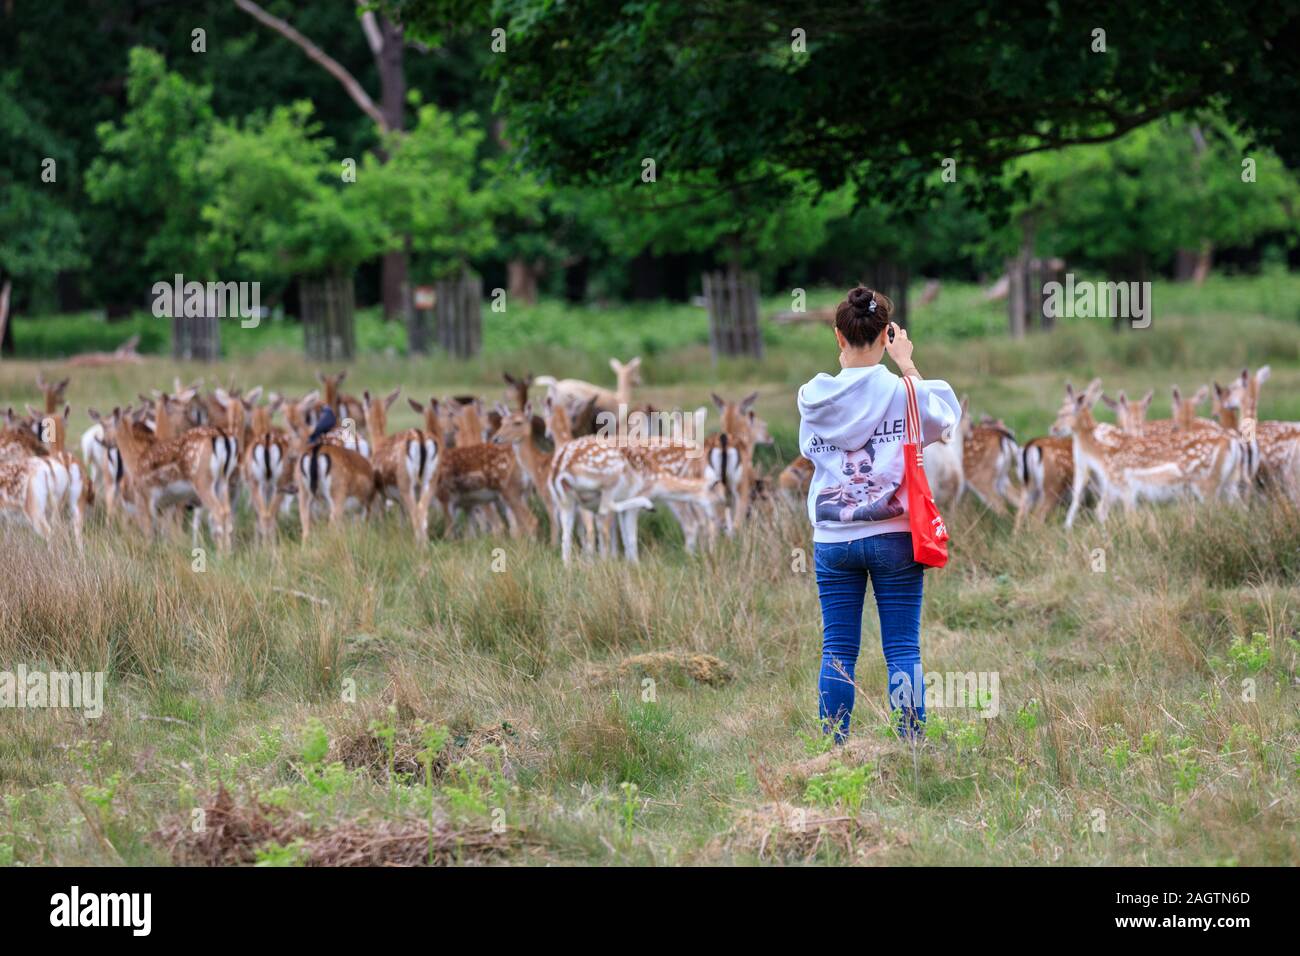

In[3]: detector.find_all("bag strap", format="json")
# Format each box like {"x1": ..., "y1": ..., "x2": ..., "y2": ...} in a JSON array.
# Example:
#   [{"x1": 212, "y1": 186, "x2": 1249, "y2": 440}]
[{"x1": 901, "y1": 374, "x2": 922, "y2": 444}]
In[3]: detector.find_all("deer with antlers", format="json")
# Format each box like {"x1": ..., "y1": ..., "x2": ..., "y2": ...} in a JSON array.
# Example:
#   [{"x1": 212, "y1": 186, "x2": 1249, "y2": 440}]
[
  {"x1": 1061, "y1": 380, "x2": 1246, "y2": 528},
  {"x1": 362, "y1": 388, "x2": 439, "y2": 545}
]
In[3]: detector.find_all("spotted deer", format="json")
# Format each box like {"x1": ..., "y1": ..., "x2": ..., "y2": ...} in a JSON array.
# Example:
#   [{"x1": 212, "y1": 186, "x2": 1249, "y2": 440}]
[
  {"x1": 94, "y1": 406, "x2": 238, "y2": 550},
  {"x1": 1061, "y1": 380, "x2": 1246, "y2": 528},
  {"x1": 535, "y1": 356, "x2": 641, "y2": 427},
  {"x1": 0, "y1": 455, "x2": 73, "y2": 544},
  {"x1": 296, "y1": 443, "x2": 382, "y2": 542},
  {"x1": 363, "y1": 388, "x2": 439, "y2": 545},
  {"x1": 432, "y1": 413, "x2": 537, "y2": 539},
  {"x1": 1100, "y1": 390, "x2": 1154, "y2": 433},
  {"x1": 285, "y1": 390, "x2": 370, "y2": 458},
  {"x1": 704, "y1": 392, "x2": 770, "y2": 533},
  {"x1": 962, "y1": 414, "x2": 1021, "y2": 513},
  {"x1": 242, "y1": 394, "x2": 291, "y2": 541},
  {"x1": 1013, "y1": 435, "x2": 1073, "y2": 529},
  {"x1": 550, "y1": 432, "x2": 723, "y2": 564},
  {"x1": 1218, "y1": 366, "x2": 1300, "y2": 502},
  {"x1": 491, "y1": 402, "x2": 561, "y2": 543}
]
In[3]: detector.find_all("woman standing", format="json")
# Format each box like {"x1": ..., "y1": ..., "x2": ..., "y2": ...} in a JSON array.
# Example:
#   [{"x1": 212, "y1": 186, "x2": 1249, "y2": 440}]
[{"x1": 797, "y1": 286, "x2": 960, "y2": 741}]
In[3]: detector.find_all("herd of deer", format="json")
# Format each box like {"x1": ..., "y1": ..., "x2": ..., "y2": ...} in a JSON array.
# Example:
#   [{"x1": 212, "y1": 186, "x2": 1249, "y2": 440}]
[
  {"x1": 2, "y1": 362, "x2": 1296, "y2": 562},
  {"x1": 896, "y1": 366, "x2": 1299, "y2": 527},
  {"x1": 0, "y1": 360, "x2": 770, "y2": 564}
]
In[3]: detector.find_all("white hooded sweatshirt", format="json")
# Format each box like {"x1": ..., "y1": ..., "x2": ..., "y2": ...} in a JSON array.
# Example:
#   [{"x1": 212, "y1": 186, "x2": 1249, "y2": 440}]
[{"x1": 797, "y1": 364, "x2": 961, "y2": 543}]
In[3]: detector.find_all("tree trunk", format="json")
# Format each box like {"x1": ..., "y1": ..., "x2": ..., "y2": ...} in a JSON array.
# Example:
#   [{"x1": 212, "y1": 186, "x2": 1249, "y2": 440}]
[
  {"x1": 0, "y1": 279, "x2": 12, "y2": 358},
  {"x1": 376, "y1": 14, "x2": 408, "y2": 321},
  {"x1": 507, "y1": 259, "x2": 542, "y2": 306}
]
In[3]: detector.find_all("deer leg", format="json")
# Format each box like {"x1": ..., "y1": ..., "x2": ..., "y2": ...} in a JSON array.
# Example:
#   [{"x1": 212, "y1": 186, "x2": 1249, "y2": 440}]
[
  {"x1": 1064, "y1": 464, "x2": 1088, "y2": 529},
  {"x1": 298, "y1": 485, "x2": 312, "y2": 544},
  {"x1": 618, "y1": 508, "x2": 640, "y2": 563},
  {"x1": 559, "y1": 498, "x2": 577, "y2": 564}
]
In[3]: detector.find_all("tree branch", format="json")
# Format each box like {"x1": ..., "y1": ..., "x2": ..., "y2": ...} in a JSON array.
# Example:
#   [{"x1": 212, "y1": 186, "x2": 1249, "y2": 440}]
[
  {"x1": 233, "y1": 0, "x2": 388, "y2": 131},
  {"x1": 356, "y1": 1, "x2": 385, "y2": 57}
]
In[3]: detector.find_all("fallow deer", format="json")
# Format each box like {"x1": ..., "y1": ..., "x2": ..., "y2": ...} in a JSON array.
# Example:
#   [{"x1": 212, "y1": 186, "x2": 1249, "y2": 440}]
[
  {"x1": 35, "y1": 372, "x2": 70, "y2": 414},
  {"x1": 704, "y1": 391, "x2": 770, "y2": 533},
  {"x1": 296, "y1": 443, "x2": 382, "y2": 542},
  {"x1": 317, "y1": 370, "x2": 365, "y2": 424},
  {"x1": 962, "y1": 415, "x2": 1021, "y2": 513},
  {"x1": 923, "y1": 396, "x2": 966, "y2": 507},
  {"x1": 1062, "y1": 380, "x2": 1246, "y2": 528},
  {"x1": 777, "y1": 455, "x2": 814, "y2": 499},
  {"x1": 363, "y1": 388, "x2": 439, "y2": 545},
  {"x1": 94, "y1": 406, "x2": 238, "y2": 551},
  {"x1": 242, "y1": 394, "x2": 292, "y2": 541},
  {"x1": 1218, "y1": 366, "x2": 1300, "y2": 502},
  {"x1": 536, "y1": 356, "x2": 642, "y2": 428}
]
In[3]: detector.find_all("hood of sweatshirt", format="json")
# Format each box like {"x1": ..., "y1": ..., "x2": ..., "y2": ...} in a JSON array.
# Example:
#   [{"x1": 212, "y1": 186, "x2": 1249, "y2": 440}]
[{"x1": 797, "y1": 365, "x2": 898, "y2": 449}]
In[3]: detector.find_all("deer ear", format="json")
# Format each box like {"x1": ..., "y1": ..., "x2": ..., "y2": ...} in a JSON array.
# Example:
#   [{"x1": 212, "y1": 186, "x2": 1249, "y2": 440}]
[
  {"x1": 385, "y1": 387, "x2": 401, "y2": 409},
  {"x1": 710, "y1": 393, "x2": 726, "y2": 412},
  {"x1": 609, "y1": 358, "x2": 622, "y2": 374},
  {"x1": 316, "y1": 371, "x2": 326, "y2": 385},
  {"x1": 1101, "y1": 394, "x2": 1118, "y2": 410},
  {"x1": 1256, "y1": 365, "x2": 1271, "y2": 385},
  {"x1": 408, "y1": 398, "x2": 424, "y2": 414},
  {"x1": 1191, "y1": 385, "x2": 1209, "y2": 404},
  {"x1": 503, "y1": 372, "x2": 517, "y2": 386},
  {"x1": 740, "y1": 391, "x2": 758, "y2": 412},
  {"x1": 63, "y1": 404, "x2": 71, "y2": 420},
  {"x1": 1139, "y1": 389, "x2": 1153, "y2": 406},
  {"x1": 244, "y1": 386, "x2": 263, "y2": 405},
  {"x1": 629, "y1": 357, "x2": 641, "y2": 369},
  {"x1": 336, "y1": 370, "x2": 347, "y2": 385},
  {"x1": 58, "y1": 378, "x2": 70, "y2": 391}
]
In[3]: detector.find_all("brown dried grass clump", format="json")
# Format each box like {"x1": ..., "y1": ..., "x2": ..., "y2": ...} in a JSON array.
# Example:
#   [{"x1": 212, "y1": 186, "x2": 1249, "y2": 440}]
[
  {"x1": 331, "y1": 712, "x2": 541, "y2": 786},
  {"x1": 614, "y1": 651, "x2": 733, "y2": 686},
  {"x1": 158, "y1": 786, "x2": 525, "y2": 866},
  {"x1": 717, "y1": 801, "x2": 896, "y2": 864},
  {"x1": 783, "y1": 737, "x2": 903, "y2": 784}
]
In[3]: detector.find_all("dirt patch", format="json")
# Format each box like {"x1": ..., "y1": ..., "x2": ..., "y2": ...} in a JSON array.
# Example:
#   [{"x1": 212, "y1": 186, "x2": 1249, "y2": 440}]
[
  {"x1": 717, "y1": 801, "x2": 899, "y2": 863},
  {"x1": 158, "y1": 785, "x2": 524, "y2": 866},
  {"x1": 613, "y1": 651, "x2": 733, "y2": 686}
]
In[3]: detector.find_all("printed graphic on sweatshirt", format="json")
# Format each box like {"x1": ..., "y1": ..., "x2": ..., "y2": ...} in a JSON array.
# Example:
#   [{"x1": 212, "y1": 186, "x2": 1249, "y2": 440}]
[{"x1": 812, "y1": 439, "x2": 904, "y2": 523}]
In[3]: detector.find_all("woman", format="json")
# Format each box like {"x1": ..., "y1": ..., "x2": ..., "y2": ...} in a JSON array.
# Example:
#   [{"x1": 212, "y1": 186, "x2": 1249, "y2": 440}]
[{"x1": 797, "y1": 286, "x2": 960, "y2": 741}]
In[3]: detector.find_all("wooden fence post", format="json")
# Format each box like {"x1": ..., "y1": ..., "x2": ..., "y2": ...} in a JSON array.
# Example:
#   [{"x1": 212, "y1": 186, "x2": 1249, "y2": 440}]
[
  {"x1": 171, "y1": 286, "x2": 221, "y2": 361},
  {"x1": 866, "y1": 259, "x2": 911, "y2": 328},
  {"x1": 300, "y1": 271, "x2": 356, "y2": 361},
  {"x1": 703, "y1": 269, "x2": 763, "y2": 362},
  {"x1": 434, "y1": 269, "x2": 483, "y2": 359}
]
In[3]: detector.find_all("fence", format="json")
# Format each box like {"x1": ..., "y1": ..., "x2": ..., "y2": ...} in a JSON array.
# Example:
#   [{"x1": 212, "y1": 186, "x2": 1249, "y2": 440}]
[
  {"x1": 300, "y1": 272, "x2": 356, "y2": 361},
  {"x1": 433, "y1": 270, "x2": 483, "y2": 359},
  {"x1": 1006, "y1": 255, "x2": 1066, "y2": 337},
  {"x1": 702, "y1": 270, "x2": 763, "y2": 361}
]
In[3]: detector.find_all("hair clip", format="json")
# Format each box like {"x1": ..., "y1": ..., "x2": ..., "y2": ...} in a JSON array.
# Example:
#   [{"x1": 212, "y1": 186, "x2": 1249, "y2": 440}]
[{"x1": 867, "y1": 298, "x2": 877, "y2": 313}]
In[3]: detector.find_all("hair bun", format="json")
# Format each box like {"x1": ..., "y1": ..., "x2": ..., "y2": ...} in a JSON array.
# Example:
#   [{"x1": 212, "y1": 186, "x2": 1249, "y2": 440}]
[{"x1": 847, "y1": 287, "x2": 876, "y2": 313}]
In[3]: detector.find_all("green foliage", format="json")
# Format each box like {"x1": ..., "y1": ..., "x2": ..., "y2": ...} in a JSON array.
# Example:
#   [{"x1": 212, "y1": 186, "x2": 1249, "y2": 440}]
[
  {"x1": 803, "y1": 761, "x2": 873, "y2": 815},
  {"x1": 0, "y1": 72, "x2": 84, "y2": 284},
  {"x1": 1227, "y1": 633, "x2": 1273, "y2": 673},
  {"x1": 199, "y1": 101, "x2": 387, "y2": 281}
]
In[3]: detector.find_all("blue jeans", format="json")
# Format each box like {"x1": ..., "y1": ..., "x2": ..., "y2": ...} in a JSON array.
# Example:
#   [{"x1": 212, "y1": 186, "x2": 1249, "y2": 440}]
[{"x1": 813, "y1": 532, "x2": 925, "y2": 742}]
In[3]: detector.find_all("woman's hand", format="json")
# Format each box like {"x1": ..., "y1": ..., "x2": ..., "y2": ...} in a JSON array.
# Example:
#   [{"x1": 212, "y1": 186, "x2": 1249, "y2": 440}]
[{"x1": 884, "y1": 322, "x2": 919, "y2": 376}]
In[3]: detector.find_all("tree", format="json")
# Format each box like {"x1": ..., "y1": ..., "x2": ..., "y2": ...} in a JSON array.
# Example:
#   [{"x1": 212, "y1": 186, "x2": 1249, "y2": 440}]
[
  {"x1": 416, "y1": 0, "x2": 1300, "y2": 218},
  {"x1": 0, "y1": 73, "x2": 84, "y2": 355}
]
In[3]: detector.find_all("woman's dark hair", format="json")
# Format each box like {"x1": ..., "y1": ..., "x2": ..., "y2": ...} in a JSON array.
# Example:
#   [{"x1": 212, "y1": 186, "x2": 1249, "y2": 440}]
[{"x1": 834, "y1": 286, "x2": 894, "y2": 347}]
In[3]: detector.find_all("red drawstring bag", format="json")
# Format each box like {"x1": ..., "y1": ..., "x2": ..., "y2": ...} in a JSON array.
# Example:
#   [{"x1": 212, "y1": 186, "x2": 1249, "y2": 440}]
[{"x1": 901, "y1": 375, "x2": 949, "y2": 568}]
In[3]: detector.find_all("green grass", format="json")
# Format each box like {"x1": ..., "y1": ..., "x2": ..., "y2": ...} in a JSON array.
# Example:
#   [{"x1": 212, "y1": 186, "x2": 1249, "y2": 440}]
[{"x1": 1, "y1": 273, "x2": 1298, "y2": 866}]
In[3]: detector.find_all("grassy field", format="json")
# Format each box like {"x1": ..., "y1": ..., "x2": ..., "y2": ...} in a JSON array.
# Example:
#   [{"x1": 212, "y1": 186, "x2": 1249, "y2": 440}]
[{"x1": 0, "y1": 278, "x2": 1298, "y2": 866}]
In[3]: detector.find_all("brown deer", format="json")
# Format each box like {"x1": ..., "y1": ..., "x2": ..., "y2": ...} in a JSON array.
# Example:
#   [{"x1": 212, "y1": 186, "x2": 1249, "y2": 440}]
[
  {"x1": 704, "y1": 392, "x2": 770, "y2": 533},
  {"x1": 242, "y1": 394, "x2": 292, "y2": 542},
  {"x1": 1061, "y1": 380, "x2": 1246, "y2": 528},
  {"x1": 962, "y1": 415, "x2": 1021, "y2": 513},
  {"x1": 549, "y1": 432, "x2": 723, "y2": 564},
  {"x1": 536, "y1": 356, "x2": 642, "y2": 427},
  {"x1": 296, "y1": 442, "x2": 382, "y2": 542},
  {"x1": 317, "y1": 370, "x2": 365, "y2": 424},
  {"x1": 431, "y1": 398, "x2": 537, "y2": 538},
  {"x1": 491, "y1": 402, "x2": 562, "y2": 544},
  {"x1": 777, "y1": 455, "x2": 814, "y2": 499},
  {"x1": 1217, "y1": 366, "x2": 1300, "y2": 502},
  {"x1": 363, "y1": 388, "x2": 439, "y2": 545},
  {"x1": 94, "y1": 406, "x2": 238, "y2": 551},
  {"x1": 35, "y1": 372, "x2": 70, "y2": 414}
]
